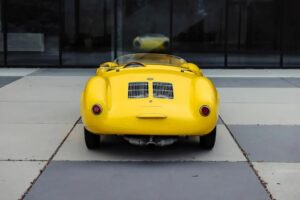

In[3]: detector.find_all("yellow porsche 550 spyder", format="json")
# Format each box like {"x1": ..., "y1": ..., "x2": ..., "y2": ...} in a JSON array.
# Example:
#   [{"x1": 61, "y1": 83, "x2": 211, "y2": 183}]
[{"x1": 80, "y1": 53, "x2": 219, "y2": 150}]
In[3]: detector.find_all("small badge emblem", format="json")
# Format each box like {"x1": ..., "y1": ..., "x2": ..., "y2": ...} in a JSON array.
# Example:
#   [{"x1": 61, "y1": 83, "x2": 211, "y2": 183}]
[{"x1": 147, "y1": 77, "x2": 154, "y2": 81}]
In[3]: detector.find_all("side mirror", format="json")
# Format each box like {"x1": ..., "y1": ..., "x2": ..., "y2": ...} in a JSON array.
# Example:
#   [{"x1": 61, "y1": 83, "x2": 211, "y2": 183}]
[
  {"x1": 181, "y1": 63, "x2": 203, "y2": 76},
  {"x1": 99, "y1": 62, "x2": 118, "y2": 68},
  {"x1": 96, "y1": 62, "x2": 118, "y2": 75}
]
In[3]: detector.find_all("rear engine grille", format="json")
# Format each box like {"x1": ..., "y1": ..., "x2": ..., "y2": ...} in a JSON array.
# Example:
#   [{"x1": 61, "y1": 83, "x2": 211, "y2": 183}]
[
  {"x1": 128, "y1": 82, "x2": 149, "y2": 98},
  {"x1": 153, "y1": 82, "x2": 174, "y2": 99}
]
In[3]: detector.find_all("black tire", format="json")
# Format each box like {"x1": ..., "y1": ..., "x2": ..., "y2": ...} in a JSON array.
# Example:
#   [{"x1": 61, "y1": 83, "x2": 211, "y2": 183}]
[
  {"x1": 84, "y1": 127, "x2": 100, "y2": 150},
  {"x1": 200, "y1": 126, "x2": 216, "y2": 150}
]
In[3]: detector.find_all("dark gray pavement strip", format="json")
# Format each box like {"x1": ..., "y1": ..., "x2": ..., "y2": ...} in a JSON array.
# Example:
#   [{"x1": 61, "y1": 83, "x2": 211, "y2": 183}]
[
  {"x1": 25, "y1": 161, "x2": 270, "y2": 200},
  {"x1": 29, "y1": 68, "x2": 96, "y2": 76},
  {"x1": 282, "y1": 78, "x2": 300, "y2": 87},
  {"x1": 210, "y1": 77, "x2": 295, "y2": 88},
  {"x1": 20, "y1": 118, "x2": 81, "y2": 199},
  {"x1": 228, "y1": 125, "x2": 300, "y2": 162},
  {"x1": 0, "y1": 76, "x2": 21, "y2": 88}
]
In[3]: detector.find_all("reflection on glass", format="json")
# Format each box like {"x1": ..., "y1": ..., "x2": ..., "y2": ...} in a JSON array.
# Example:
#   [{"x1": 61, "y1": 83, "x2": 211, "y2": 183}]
[
  {"x1": 117, "y1": 0, "x2": 170, "y2": 56},
  {"x1": 283, "y1": 0, "x2": 300, "y2": 67},
  {"x1": 63, "y1": 0, "x2": 112, "y2": 66},
  {"x1": 7, "y1": 0, "x2": 60, "y2": 66},
  {"x1": 173, "y1": 0, "x2": 226, "y2": 67},
  {"x1": 228, "y1": 0, "x2": 280, "y2": 67},
  {"x1": 133, "y1": 34, "x2": 169, "y2": 52}
]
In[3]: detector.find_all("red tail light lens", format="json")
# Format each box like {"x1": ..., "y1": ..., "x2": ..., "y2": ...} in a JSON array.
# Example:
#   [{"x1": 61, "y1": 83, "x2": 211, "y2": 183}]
[
  {"x1": 200, "y1": 106, "x2": 210, "y2": 117},
  {"x1": 92, "y1": 104, "x2": 102, "y2": 115}
]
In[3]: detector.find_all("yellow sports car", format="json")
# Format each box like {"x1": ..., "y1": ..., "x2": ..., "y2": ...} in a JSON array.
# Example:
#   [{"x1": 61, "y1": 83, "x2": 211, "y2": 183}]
[
  {"x1": 80, "y1": 53, "x2": 219, "y2": 150},
  {"x1": 133, "y1": 34, "x2": 170, "y2": 51}
]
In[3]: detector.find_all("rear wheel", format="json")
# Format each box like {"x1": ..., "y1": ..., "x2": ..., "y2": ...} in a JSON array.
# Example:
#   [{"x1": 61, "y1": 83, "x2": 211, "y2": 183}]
[
  {"x1": 84, "y1": 127, "x2": 100, "y2": 149},
  {"x1": 200, "y1": 126, "x2": 216, "y2": 150}
]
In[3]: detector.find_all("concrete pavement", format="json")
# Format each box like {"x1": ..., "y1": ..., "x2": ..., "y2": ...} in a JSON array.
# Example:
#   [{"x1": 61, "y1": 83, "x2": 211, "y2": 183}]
[{"x1": 0, "y1": 68, "x2": 300, "y2": 200}]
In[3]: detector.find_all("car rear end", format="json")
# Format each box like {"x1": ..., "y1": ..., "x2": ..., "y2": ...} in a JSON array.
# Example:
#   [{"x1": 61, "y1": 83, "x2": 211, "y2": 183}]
[{"x1": 81, "y1": 67, "x2": 219, "y2": 137}]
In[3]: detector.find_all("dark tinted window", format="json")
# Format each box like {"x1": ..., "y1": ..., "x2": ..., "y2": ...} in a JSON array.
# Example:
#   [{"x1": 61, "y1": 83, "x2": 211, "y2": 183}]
[
  {"x1": 7, "y1": 0, "x2": 60, "y2": 66},
  {"x1": 227, "y1": 0, "x2": 280, "y2": 67}
]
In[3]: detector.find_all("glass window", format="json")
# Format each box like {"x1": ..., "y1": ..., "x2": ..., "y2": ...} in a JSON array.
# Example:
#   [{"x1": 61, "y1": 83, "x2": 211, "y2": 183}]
[
  {"x1": 6, "y1": 0, "x2": 60, "y2": 66},
  {"x1": 0, "y1": 0, "x2": 4, "y2": 66},
  {"x1": 227, "y1": 0, "x2": 280, "y2": 67},
  {"x1": 62, "y1": 0, "x2": 112, "y2": 66},
  {"x1": 173, "y1": 0, "x2": 226, "y2": 67},
  {"x1": 116, "y1": 0, "x2": 171, "y2": 57},
  {"x1": 283, "y1": 0, "x2": 300, "y2": 67}
]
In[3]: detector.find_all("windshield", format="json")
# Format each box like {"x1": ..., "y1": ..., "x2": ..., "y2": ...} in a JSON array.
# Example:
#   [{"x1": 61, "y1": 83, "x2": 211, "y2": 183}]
[{"x1": 115, "y1": 53, "x2": 186, "y2": 67}]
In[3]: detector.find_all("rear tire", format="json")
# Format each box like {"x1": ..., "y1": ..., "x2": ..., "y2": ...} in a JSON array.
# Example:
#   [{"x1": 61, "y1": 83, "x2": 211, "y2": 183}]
[
  {"x1": 84, "y1": 127, "x2": 100, "y2": 150},
  {"x1": 200, "y1": 126, "x2": 216, "y2": 150}
]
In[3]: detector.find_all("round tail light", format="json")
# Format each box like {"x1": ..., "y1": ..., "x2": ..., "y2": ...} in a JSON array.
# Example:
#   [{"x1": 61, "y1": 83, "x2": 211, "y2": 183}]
[
  {"x1": 200, "y1": 106, "x2": 210, "y2": 117},
  {"x1": 92, "y1": 104, "x2": 102, "y2": 115}
]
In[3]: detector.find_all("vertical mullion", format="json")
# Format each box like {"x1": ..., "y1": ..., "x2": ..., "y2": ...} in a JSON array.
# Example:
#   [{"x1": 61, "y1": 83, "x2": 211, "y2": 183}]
[
  {"x1": 224, "y1": 0, "x2": 229, "y2": 68},
  {"x1": 103, "y1": 0, "x2": 107, "y2": 36},
  {"x1": 59, "y1": 0, "x2": 64, "y2": 67},
  {"x1": 238, "y1": 3, "x2": 242, "y2": 50},
  {"x1": 113, "y1": 0, "x2": 117, "y2": 59},
  {"x1": 279, "y1": 0, "x2": 284, "y2": 68},
  {"x1": 169, "y1": 0, "x2": 173, "y2": 54},
  {"x1": 2, "y1": 0, "x2": 7, "y2": 66},
  {"x1": 75, "y1": 0, "x2": 80, "y2": 41}
]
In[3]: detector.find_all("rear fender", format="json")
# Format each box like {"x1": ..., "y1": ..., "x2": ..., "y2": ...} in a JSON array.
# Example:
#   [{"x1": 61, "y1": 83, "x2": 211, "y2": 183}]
[
  {"x1": 192, "y1": 77, "x2": 219, "y2": 124},
  {"x1": 80, "y1": 76, "x2": 109, "y2": 125}
]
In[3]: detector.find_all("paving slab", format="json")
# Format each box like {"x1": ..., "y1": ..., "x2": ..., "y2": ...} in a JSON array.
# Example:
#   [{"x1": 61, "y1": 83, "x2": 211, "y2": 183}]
[
  {"x1": 54, "y1": 124, "x2": 245, "y2": 162},
  {"x1": 10, "y1": 76, "x2": 90, "y2": 88},
  {"x1": 210, "y1": 77, "x2": 294, "y2": 88},
  {"x1": 0, "y1": 85, "x2": 83, "y2": 102},
  {"x1": 0, "y1": 76, "x2": 21, "y2": 88},
  {"x1": 30, "y1": 68, "x2": 96, "y2": 76},
  {"x1": 220, "y1": 103, "x2": 300, "y2": 125},
  {"x1": 0, "y1": 102, "x2": 79, "y2": 124},
  {"x1": 0, "y1": 68, "x2": 38, "y2": 76},
  {"x1": 282, "y1": 78, "x2": 300, "y2": 87},
  {"x1": 219, "y1": 88, "x2": 300, "y2": 104},
  {"x1": 228, "y1": 125, "x2": 300, "y2": 162},
  {"x1": 253, "y1": 162, "x2": 300, "y2": 200},
  {"x1": 0, "y1": 124, "x2": 73, "y2": 160},
  {"x1": 0, "y1": 161, "x2": 45, "y2": 200},
  {"x1": 25, "y1": 161, "x2": 269, "y2": 200}
]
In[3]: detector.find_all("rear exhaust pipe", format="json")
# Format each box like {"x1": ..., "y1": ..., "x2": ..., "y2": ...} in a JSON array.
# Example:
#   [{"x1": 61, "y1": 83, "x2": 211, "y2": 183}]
[
  {"x1": 123, "y1": 136, "x2": 178, "y2": 146},
  {"x1": 146, "y1": 136, "x2": 155, "y2": 146}
]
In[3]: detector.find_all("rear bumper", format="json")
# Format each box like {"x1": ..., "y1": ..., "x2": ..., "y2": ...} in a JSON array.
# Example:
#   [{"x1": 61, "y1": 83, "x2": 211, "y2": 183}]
[{"x1": 82, "y1": 113, "x2": 218, "y2": 136}]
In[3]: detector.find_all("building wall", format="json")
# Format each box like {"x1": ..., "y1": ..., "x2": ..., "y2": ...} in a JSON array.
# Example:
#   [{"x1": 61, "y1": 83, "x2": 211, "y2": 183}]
[{"x1": 0, "y1": 0, "x2": 300, "y2": 68}]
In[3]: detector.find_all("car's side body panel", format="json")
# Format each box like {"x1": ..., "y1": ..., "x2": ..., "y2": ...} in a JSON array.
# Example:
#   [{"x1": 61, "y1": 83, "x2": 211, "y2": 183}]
[{"x1": 81, "y1": 64, "x2": 219, "y2": 136}]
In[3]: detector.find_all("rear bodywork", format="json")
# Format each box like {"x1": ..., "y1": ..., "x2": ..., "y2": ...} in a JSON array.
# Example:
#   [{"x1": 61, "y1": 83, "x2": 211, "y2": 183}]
[{"x1": 81, "y1": 62, "x2": 219, "y2": 137}]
